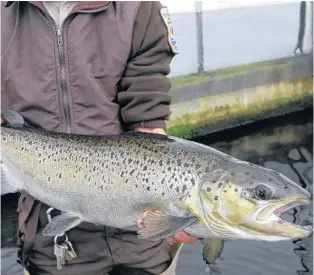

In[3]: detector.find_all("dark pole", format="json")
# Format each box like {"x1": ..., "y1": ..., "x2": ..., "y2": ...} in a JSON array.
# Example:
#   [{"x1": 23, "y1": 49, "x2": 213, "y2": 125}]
[
  {"x1": 293, "y1": 1, "x2": 306, "y2": 55},
  {"x1": 195, "y1": 1, "x2": 204, "y2": 74}
]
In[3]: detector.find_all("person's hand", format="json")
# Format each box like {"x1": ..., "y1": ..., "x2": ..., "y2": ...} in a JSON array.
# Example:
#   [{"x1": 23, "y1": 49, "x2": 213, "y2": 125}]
[
  {"x1": 165, "y1": 230, "x2": 198, "y2": 244},
  {"x1": 136, "y1": 127, "x2": 166, "y2": 135}
]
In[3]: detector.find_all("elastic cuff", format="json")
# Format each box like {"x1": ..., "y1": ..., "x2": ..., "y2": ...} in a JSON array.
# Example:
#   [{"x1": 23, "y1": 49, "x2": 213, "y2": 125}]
[{"x1": 126, "y1": 119, "x2": 167, "y2": 131}]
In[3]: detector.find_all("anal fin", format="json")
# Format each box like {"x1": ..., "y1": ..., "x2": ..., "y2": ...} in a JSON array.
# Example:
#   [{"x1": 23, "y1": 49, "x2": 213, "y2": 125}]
[{"x1": 137, "y1": 209, "x2": 198, "y2": 241}]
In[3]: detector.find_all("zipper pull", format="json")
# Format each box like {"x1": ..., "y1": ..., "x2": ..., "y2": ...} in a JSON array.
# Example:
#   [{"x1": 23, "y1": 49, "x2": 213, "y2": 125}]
[{"x1": 57, "y1": 29, "x2": 62, "y2": 46}]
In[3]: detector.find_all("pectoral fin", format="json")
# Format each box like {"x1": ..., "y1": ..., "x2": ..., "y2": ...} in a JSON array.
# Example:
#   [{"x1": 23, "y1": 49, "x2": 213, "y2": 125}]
[
  {"x1": 202, "y1": 239, "x2": 224, "y2": 264},
  {"x1": 137, "y1": 209, "x2": 198, "y2": 241},
  {"x1": 42, "y1": 212, "x2": 82, "y2": 236}
]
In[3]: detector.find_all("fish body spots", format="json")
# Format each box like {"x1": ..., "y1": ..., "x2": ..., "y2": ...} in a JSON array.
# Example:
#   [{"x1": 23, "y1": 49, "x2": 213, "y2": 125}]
[
  {"x1": 130, "y1": 169, "x2": 136, "y2": 175},
  {"x1": 191, "y1": 178, "x2": 195, "y2": 186},
  {"x1": 214, "y1": 195, "x2": 218, "y2": 200},
  {"x1": 207, "y1": 187, "x2": 212, "y2": 192},
  {"x1": 218, "y1": 182, "x2": 223, "y2": 188}
]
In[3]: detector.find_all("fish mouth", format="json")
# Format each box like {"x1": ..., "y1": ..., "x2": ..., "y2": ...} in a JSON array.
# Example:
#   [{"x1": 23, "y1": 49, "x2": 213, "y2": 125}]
[
  {"x1": 273, "y1": 201, "x2": 307, "y2": 216},
  {"x1": 257, "y1": 199, "x2": 313, "y2": 237}
]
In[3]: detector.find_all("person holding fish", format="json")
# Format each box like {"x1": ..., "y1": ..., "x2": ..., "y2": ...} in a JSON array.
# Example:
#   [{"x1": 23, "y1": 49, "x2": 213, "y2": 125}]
[
  {"x1": 1, "y1": 1, "x2": 197, "y2": 275},
  {"x1": 2, "y1": 2, "x2": 313, "y2": 275}
]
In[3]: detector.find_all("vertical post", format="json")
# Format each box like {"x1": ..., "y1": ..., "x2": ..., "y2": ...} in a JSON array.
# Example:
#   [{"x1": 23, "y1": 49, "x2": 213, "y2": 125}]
[
  {"x1": 299, "y1": 1, "x2": 313, "y2": 54},
  {"x1": 303, "y1": 1, "x2": 313, "y2": 53},
  {"x1": 293, "y1": 1, "x2": 306, "y2": 55},
  {"x1": 195, "y1": 1, "x2": 204, "y2": 74}
]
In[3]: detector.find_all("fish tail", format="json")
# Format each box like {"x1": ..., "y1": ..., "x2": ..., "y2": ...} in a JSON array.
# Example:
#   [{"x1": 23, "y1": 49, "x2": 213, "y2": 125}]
[{"x1": 1, "y1": 162, "x2": 20, "y2": 195}]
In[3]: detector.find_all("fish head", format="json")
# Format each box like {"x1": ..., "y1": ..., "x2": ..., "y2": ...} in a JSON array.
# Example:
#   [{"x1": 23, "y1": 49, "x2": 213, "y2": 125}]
[{"x1": 199, "y1": 159, "x2": 312, "y2": 241}]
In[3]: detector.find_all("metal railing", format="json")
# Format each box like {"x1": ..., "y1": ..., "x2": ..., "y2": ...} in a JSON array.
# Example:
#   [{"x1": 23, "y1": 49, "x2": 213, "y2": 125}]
[{"x1": 167, "y1": 1, "x2": 313, "y2": 77}]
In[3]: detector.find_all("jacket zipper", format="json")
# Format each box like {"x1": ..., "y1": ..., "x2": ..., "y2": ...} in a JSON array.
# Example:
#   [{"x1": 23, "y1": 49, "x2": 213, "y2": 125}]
[
  {"x1": 30, "y1": 3, "x2": 112, "y2": 133},
  {"x1": 56, "y1": 6, "x2": 111, "y2": 133},
  {"x1": 56, "y1": 26, "x2": 71, "y2": 133}
]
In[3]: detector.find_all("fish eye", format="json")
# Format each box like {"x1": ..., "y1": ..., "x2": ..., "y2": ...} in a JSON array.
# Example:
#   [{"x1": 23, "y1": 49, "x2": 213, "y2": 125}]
[{"x1": 254, "y1": 184, "x2": 272, "y2": 200}]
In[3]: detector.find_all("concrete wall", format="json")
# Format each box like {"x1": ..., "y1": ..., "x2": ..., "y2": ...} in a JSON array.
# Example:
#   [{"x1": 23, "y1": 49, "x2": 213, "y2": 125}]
[{"x1": 166, "y1": 54, "x2": 313, "y2": 138}]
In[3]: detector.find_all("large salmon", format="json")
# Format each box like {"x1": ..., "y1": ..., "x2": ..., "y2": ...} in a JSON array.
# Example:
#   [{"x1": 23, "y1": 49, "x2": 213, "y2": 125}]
[{"x1": 1, "y1": 125, "x2": 312, "y2": 264}]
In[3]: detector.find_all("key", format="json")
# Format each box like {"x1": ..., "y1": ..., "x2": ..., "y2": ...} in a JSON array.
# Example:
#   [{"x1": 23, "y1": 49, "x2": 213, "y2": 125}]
[
  {"x1": 61, "y1": 241, "x2": 78, "y2": 261},
  {"x1": 65, "y1": 241, "x2": 78, "y2": 261},
  {"x1": 54, "y1": 243, "x2": 66, "y2": 270}
]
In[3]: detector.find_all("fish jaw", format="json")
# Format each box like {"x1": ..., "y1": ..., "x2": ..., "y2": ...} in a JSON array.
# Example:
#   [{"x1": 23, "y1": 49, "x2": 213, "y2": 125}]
[
  {"x1": 248, "y1": 197, "x2": 313, "y2": 240},
  {"x1": 221, "y1": 195, "x2": 313, "y2": 241}
]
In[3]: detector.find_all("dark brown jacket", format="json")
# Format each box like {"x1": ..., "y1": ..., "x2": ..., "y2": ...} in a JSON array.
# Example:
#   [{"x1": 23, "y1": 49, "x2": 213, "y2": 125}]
[
  {"x1": 1, "y1": 1, "x2": 177, "y2": 271},
  {"x1": 1, "y1": 1, "x2": 176, "y2": 135}
]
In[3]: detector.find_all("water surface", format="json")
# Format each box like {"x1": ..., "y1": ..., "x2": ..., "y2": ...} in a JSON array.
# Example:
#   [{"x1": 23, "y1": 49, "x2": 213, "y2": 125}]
[
  {"x1": 178, "y1": 108, "x2": 313, "y2": 275},
  {"x1": 1, "y1": 108, "x2": 313, "y2": 275}
]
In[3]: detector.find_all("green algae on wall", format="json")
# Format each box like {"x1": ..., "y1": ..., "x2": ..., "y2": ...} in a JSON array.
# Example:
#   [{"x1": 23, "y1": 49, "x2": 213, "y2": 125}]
[{"x1": 166, "y1": 77, "x2": 313, "y2": 138}]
